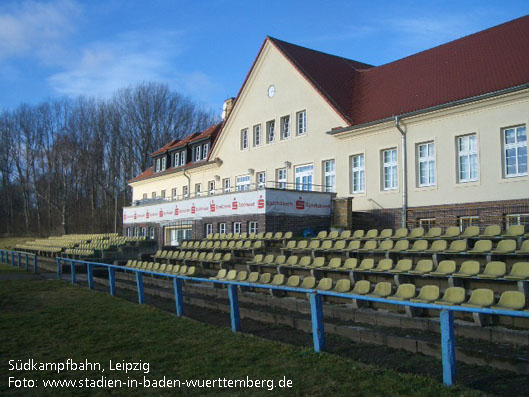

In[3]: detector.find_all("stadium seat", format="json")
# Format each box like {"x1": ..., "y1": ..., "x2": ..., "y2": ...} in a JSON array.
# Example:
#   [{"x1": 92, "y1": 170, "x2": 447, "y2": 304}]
[
  {"x1": 441, "y1": 226, "x2": 460, "y2": 239},
  {"x1": 392, "y1": 228, "x2": 408, "y2": 240},
  {"x1": 282, "y1": 256, "x2": 299, "y2": 267},
  {"x1": 388, "y1": 259, "x2": 413, "y2": 273},
  {"x1": 333, "y1": 279, "x2": 351, "y2": 293},
  {"x1": 410, "y1": 285, "x2": 440, "y2": 303},
  {"x1": 224, "y1": 270, "x2": 237, "y2": 281},
  {"x1": 477, "y1": 261, "x2": 506, "y2": 279},
  {"x1": 286, "y1": 275, "x2": 301, "y2": 287},
  {"x1": 309, "y1": 257, "x2": 326, "y2": 268},
  {"x1": 322, "y1": 257, "x2": 342, "y2": 270},
  {"x1": 297, "y1": 256, "x2": 312, "y2": 268},
  {"x1": 461, "y1": 226, "x2": 480, "y2": 238},
  {"x1": 365, "y1": 229, "x2": 379, "y2": 239},
  {"x1": 258, "y1": 273, "x2": 272, "y2": 284},
  {"x1": 236, "y1": 271, "x2": 248, "y2": 282},
  {"x1": 479, "y1": 225, "x2": 501, "y2": 238},
  {"x1": 408, "y1": 259, "x2": 434, "y2": 275},
  {"x1": 166, "y1": 265, "x2": 174, "y2": 273},
  {"x1": 247, "y1": 272, "x2": 259, "y2": 283},
  {"x1": 388, "y1": 239, "x2": 410, "y2": 253},
  {"x1": 356, "y1": 258, "x2": 375, "y2": 271},
  {"x1": 490, "y1": 239, "x2": 516, "y2": 254},
  {"x1": 316, "y1": 278, "x2": 333, "y2": 291},
  {"x1": 270, "y1": 274, "x2": 285, "y2": 286},
  {"x1": 313, "y1": 231, "x2": 328, "y2": 240},
  {"x1": 272, "y1": 255, "x2": 287, "y2": 266},
  {"x1": 461, "y1": 288, "x2": 495, "y2": 308},
  {"x1": 351, "y1": 280, "x2": 371, "y2": 295},
  {"x1": 515, "y1": 240, "x2": 529, "y2": 254},
  {"x1": 351, "y1": 230, "x2": 365, "y2": 239},
  {"x1": 343, "y1": 240, "x2": 361, "y2": 253},
  {"x1": 210, "y1": 269, "x2": 226, "y2": 279},
  {"x1": 502, "y1": 225, "x2": 525, "y2": 238},
  {"x1": 371, "y1": 258, "x2": 394, "y2": 272},
  {"x1": 262, "y1": 254, "x2": 275, "y2": 265},
  {"x1": 339, "y1": 230, "x2": 352, "y2": 239},
  {"x1": 327, "y1": 240, "x2": 346, "y2": 253},
  {"x1": 445, "y1": 239, "x2": 467, "y2": 253},
  {"x1": 429, "y1": 260, "x2": 456, "y2": 276},
  {"x1": 376, "y1": 229, "x2": 393, "y2": 240},
  {"x1": 490, "y1": 291, "x2": 526, "y2": 311},
  {"x1": 407, "y1": 240, "x2": 428, "y2": 253},
  {"x1": 504, "y1": 262, "x2": 529, "y2": 280},
  {"x1": 373, "y1": 239, "x2": 394, "y2": 252},
  {"x1": 247, "y1": 254, "x2": 264, "y2": 265},
  {"x1": 434, "y1": 287, "x2": 466, "y2": 306},
  {"x1": 409, "y1": 227, "x2": 425, "y2": 239},
  {"x1": 424, "y1": 227, "x2": 442, "y2": 239},
  {"x1": 342, "y1": 258, "x2": 358, "y2": 270},
  {"x1": 366, "y1": 282, "x2": 392, "y2": 298},
  {"x1": 358, "y1": 240, "x2": 377, "y2": 253},
  {"x1": 300, "y1": 276, "x2": 316, "y2": 289},
  {"x1": 324, "y1": 231, "x2": 340, "y2": 240},
  {"x1": 388, "y1": 283, "x2": 416, "y2": 300},
  {"x1": 467, "y1": 240, "x2": 492, "y2": 254},
  {"x1": 424, "y1": 240, "x2": 448, "y2": 253},
  {"x1": 452, "y1": 260, "x2": 480, "y2": 277}
]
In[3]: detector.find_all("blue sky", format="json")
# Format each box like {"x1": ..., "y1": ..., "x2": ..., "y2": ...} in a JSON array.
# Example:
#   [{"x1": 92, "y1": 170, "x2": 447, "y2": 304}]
[{"x1": 1, "y1": 0, "x2": 528, "y2": 115}]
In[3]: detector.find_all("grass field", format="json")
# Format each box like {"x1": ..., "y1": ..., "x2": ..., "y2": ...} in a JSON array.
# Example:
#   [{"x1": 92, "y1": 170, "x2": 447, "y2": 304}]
[{"x1": 0, "y1": 263, "x2": 480, "y2": 396}]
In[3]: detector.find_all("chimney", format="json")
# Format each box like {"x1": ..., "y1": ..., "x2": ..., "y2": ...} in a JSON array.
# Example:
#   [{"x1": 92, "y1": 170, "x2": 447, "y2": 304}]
[{"x1": 221, "y1": 97, "x2": 235, "y2": 121}]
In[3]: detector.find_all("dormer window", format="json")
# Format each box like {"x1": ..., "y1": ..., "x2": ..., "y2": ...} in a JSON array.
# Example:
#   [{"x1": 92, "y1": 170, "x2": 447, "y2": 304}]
[
  {"x1": 203, "y1": 143, "x2": 209, "y2": 160},
  {"x1": 161, "y1": 156, "x2": 166, "y2": 171},
  {"x1": 174, "y1": 152, "x2": 179, "y2": 167},
  {"x1": 195, "y1": 145, "x2": 201, "y2": 162},
  {"x1": 155, "y1": 158, "x2": 161, "y2": 172},
  {"x1": 181, "y1": 151, "x2": 186, "y2": 165}
]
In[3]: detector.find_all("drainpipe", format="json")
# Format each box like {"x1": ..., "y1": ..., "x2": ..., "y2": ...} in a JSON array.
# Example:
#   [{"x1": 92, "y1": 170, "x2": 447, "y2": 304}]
[
  {"x1": 183, "y1": 169, "x2": 191, "y2": 198},
  {"x1": 394, "y1": 116, "x2": 407, "y2": 228}
]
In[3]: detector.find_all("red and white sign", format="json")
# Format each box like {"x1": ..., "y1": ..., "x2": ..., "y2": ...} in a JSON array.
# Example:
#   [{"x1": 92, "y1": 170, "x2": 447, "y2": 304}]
[{"x1": 123, "y1": 189, "x2": 331, "y2": 224}]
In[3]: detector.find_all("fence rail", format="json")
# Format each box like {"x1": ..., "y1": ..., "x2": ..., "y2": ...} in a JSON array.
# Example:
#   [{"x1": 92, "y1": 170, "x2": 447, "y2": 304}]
[
  {"x1": 0, "y1": 250, "x2": 38, "y2": 273},
  {"x1": 1, "y1": 250, "x2": 528, "y2": 387}
]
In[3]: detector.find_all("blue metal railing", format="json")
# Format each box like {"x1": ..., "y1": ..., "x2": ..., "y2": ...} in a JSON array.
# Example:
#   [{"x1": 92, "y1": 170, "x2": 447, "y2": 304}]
[
  {"x1": 53, "y1": 257, "x2": 529, "y2": 387},
  {"x1": 0, "y1": 249, "x2": 38, "y2": 273}
]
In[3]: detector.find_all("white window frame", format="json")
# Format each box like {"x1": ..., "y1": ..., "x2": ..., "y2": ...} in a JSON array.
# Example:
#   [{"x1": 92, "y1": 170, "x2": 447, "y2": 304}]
[
  {"x1": 266, "y1": 120, "x2": 275, "y2": 143},
  {"x1": 149, "y1": 227, "x2": 155, "y2": 240},
  {"x1": 223, "y1": 178, "x2": 231, "y2": 193},
  {"x1": 418, "y1": 218, "x2": 436, "y2": 230},
  {"x1": 171, "y1": 188, "x2": 177, "y2": 201},
  {"x1": 281, "y1": 115, "x2": 290, "y2": 140},
  {"x1": 296, "y1": 110, "x2": 306, "y2": 136},
  {"x1": 382, "y1": 148, "x2": 398, "y2": 190},
  {"x1": 276, "y1": 168, "x2": 287, "y2": 189},
  {"x1": 351, "y1": 154, "x2": 365, "y2": 194},
  {"x1": 194, "y1": 145, "x2": 201, "y2": 162},
  {"x1": 208, "y1": 180, "x2": 215, "y2": 196},
  {"x1": 253, "y1": 124, "x2": 262, "y2": 147},
  {"x1": 205, "y1": 223, "x2": 213, "y2": 237},
  {"x1": 180, "y1": 151, "x2": 186, "y2": 166},
  {"x1": 141, "y1": 227, "x2": 146, "y2": 237},
  {"x1": 295, "y1": 164, "x2": 313, "y2": 191},
  {"x1": 134, "y1": 227, "x2": 139, "y2": 237},
  {"x1": 248, "y1": 221, "x2": 258, "y2": 234},
  {"x1": 203, "y1": 143, "x2": 209, "y2": 160},
  {"x1": 161, "y1": 157, "x2": 166, "y2": 171},
  {"x1": 257, "y1": 171, "x2": 266, "y2": 189},
  {"x1": 505, "y1": 213, "x2": 529, "y2": 227},
  {"x1": 458, "y1": 216, "x2": 479, "y2": 232},
  {"x1": 174, "y1": 152, "x2": 180, "y2": 167},
  {"x1": 323, "y1": 159, "x2": 336, "y2": 193},
  {"x1": 241, "y1": 129, "x2": 249, "y2": 150},
  {"x1": 457, "y1": 134, "x2": 479, "y2": 183},
  {"x1": 155, "y1": 158, "x2": 160, "y2": 172},
  {"x1": 417, "y1": 141, "x2": 435, "y2": 187},
  {"x1": 126, "y1": 227, "x2": 131, "y2": 237},
  {"x1": 233, "y1": 222, "x2": 242, "y2": 234},
  {"x1": 219, "y1": 223, "x2": 227, "y2": 234},
  {"x1": 503, "y1": 125, "x2": 527, "y2": 178},
  {"x1": 195, "y1": 183, "x2": 202, "y2": 197},
  {"x1": 142, "y1": 193, "x2": 147, "y2": 200},
  {"x1": 161, "y1": 189, "x2": 166, "y2": 198},
  {"x1": 183, "y1": 185, "x2": 189, "y2": 198},
  {"x1": 151, "y1": 191, "x2": 156, "y2": 198},
  {"x1": 236, "y1": 175, "x2": 251, "y2": 191}
]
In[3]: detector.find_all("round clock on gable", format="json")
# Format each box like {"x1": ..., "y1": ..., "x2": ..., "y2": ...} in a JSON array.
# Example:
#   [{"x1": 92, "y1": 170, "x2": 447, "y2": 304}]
[{"x1": 267, "y1": 85, "x2": 275, "y2": 98}]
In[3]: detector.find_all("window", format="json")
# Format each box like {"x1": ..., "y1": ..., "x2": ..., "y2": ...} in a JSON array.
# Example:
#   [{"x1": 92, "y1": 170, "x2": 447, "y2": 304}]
[
  {"x1": 505, "y1": 213, "x2": 529, "y2": 227},
  {"x1": 195, "y1": 183, "x2": 202, "y2": 196},
  {"x1": 382, "y1": 148, "x2": 398, "y2": 190},
  {"x1": 208, "y1": 181, "x2": 215, "y2": 195},
  {"x1": 134, "y1": 227, "x2": 139, "y2": 237},
  {"x1": 351, "y1": 154, "x2": 365, "y2": 194},
  {"x1": 236, "y1": 175, "x2": 251, "y2": 191},
  {"x1": 418, "y1": 218, "x2": 436, "y2": 231},
  {"x1": 248, "y1": 221, "x2": 258, "y2": 234},
  {"x1": 223, "y1": 178, "x2": 231, "y2": 193},
  {"x1": 161, "y1": 157, "x2": 166, "y2": 171},
  {"x1": 296, "y1": 110, "x2": 306, "y2": 135},
  {"x1": 277, "y1": 168, "x2": 287, "y2": 189},
  {"x1": 180, "y1": 151, "x2": 186, "y2": 166},
  {"x1": 459, "y1": 216, "x2": 479, "y2": 232},
  {"x1": 205, "y1": 224, "x2": 213, "y2": 237},
  {"x1": 161, "y1": 190, "x2": 166, "y2": 198},
  {"x1": 203, "y1": 143, "x2": 209, "y2": 159},
  {"x1": 295, "y1": 164, "x2": 313, "y2": 191},
  {"x1": 141, "y1": 227, "x2": 146, "y2": 237},
  {"x1": 323, "y1": 160, "x2": 335, "y2": 193},
  {"x1": 241, "y1": 129, "x2": 249, "y2": 150},
  {"x1": 142, "y1": 193, "x2": 147, "y2": 200},
  {"x1": 253, "y1": 124, "x2": 262, "y2": 146},
  {"x1": 126, "y1": 227, "x2": 131, "y2": 237},
  {"x1": 503, "y1": 125, "x2": 527, "y2": 177},
  {"x1": 233, "y1": 222, "x2": 241, "y2": 234},
  {"x1": 174, "y1": 152, "x2": 179, "y2": 167},
  {"x1": 151, "y1": 192, "x2": 156, "y2": 198},
  {"x1": 266, "y1": 120, "x2": 275, "y2": 143},
  {"x1": 457, "y1": 134, "x2": 478, "y2": 182},
  {"x1": 257, "y1": 172, "x2": 266, "y2": 189},
  {"x1": 281, "y1": 115, "x2": 290, "y2": 140},
  {"x1": 194, "y1": 145, "x2": 201, "y2": 162},
  {"x1": 417, "y1": 142, "x2": 435, "y2": 187},
  {"x1": 183, "y1": 185, "x2": 189, "y2": 198},
  {"x1": 219, "y1": 223, "x2": 227, "y2": 234},
  {"x1": 172, "y1": 188, "x2": 177, "y2": 201},
  {"x1": 155, "y1": 158, "x2": 160, "y2": 172},
  {"x1": 149, "y1": 227, "x2": 155, "y2": 240}
]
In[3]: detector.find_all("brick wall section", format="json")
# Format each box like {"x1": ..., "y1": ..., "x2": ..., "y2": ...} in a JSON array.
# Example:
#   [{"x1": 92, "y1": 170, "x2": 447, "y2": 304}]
[
  {"x1": 332, "y1": 197, "x2": 352, "y2": 229},
  {"x1": 266, "y1": 214, "x2": 331, "y2": 236}
]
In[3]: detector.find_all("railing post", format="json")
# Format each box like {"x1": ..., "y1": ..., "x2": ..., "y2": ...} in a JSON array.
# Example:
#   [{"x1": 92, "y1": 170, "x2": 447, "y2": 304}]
[
  {"x1": 440, "y1": 309, "x2": 456, "y2": 386},
  {"x1": 227, "y1": 284, "x2": 241, "y2": 332},
  {"x1": 25, "y1": 253, "x2": 29, "y2": 272},
  {"x1": 71, "y1": 261, "x2": 76, "y2": 285},
  {"x1": 136, "y1": 272, "x2": 145, "y2": 304},
  {"x1": 17, "y1": 252, "x2": 21, "y2": 268},
  {"x1": 173, "y1": 278, "x2": 183, "y2": 317},
  {"x1": 11, "y1": 251, "x2": 15, "y2": 266},
  {"x1": 57, "y1": 258, "x2": 62, "y2": 279},
  {"x1": 108, "y1": 267, "x2": 116, "y2": 296},
  {"x1": 309, "y1": 292, "x2": 325, "y2": 353},
  {"x1": 87, "y1": 264, "x2": 94, "y2": 290}
]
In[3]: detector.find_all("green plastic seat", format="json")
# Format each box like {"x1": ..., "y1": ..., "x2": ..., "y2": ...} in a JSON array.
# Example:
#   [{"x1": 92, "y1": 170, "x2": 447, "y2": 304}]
[
  {"x1": 377, "y1": 228, "x2": 393, "y2": 239},
  {"x1": 461, "y1": 288, "x2": 495, "y2": 308},
  {"x1": 247, "y1": 272, "x2": 259, "y2": 283},
  {"x1": 468, "y1": 240, "x2": 492, "y2": 254},
  {"x1": 502, "y1": 225, "x2": 525, "y2": 238},
  {"x1": 434, "y1": 287, "x2": 466, "y2": 306},
  {"x1": 445, "y1": 239, "x2": 467, "y2": 253},
  {"x1": 300, "y1": 276, "x2": 316, "y2": 289},
  {"x1": 461, "y1": 226, "x2": 480, "y2": 238},
  {"x1": 429, "y1": 260, "x2": 456, "y2": 276},
  {"x1": 424, "y1": 227, "x2": 442, "y2": 239},
  {"x1": 373, "y1": 240, "x2": 394, "y2": 252},
  {"x1": 408, "y1": 259, "x2": 434, "y2": 275},
  {"x1": 477, "y1": 261, "x2": 506, "y2": 279},
  {"x1": 351, "y1": 230, "x2": 365, "y2": 239},
  {"x1": 366, "y1": 282, "x2": 392, "y2": 298},
  {"x1": 371, "y1": 259, "x2": 393, "y2": 273},
  {"x1": 504, "y1": 262, "x2": 529, "y2": 280},
  {"x1": 286, "y1": 275, "x2": 300, "y2": 287},
  {"x1": 271, "y1": 274, "x2": 285, "y2": 286},
  {"x1": 388, "y1": 259, "x2": 413, "y2": 274},
  {"x1": 316, "y1": 278, "x2": 333, "y2": 291},
  {"x1": 365, "y1": 229, "x2": 379, "y2": 239},
  {"x1": 407, "y1": 239, "x2": 428, "y2": 252},
  {"x1": 516, "y1": 240, "x2": 529, "y2": 254},
  {"x1": 236, "y1": 271, "x2": 248, "y2": 281},
  {"x1": 342, "y1": 258, "x2": 358, "y2": 270},
  {"x1": 356, "y1": 258, "x2": 375, "y2": 271},
  {"x1": 479, "y1": 225, "x2": 501, "y2": 238},
  {"x1": 388, "y1": 283, "x2": 416, "y2": 301},
  {"x1": 441, "y1": 227, "x2": 460, "y2": 239},
  {"x1": 410, "y1": 285, "x2": 440, "y2": 303},
  {"x1": 424, "y1": 240, "x2": 447, "y2": 253},
  {"x1": 409, "y1": 227, "x2": 425, "y2": 239},
  {"x1": 490, "y1": 291, "x2": 526, "y2": 311},
  {"x1": 358, "y1": 240, "x2": 377, "y2": 252},
  {"x1": 491, "y1": 239, "x2": 516, "y2": 254},
  {"x1": 351, "y1": 280, "x2": 371, "y2": 295},
  {"x1": 333, "y1": 279, "x2": 351, "y2": 293},
  {"x1": 453, "y1": 260, "x2": 480, "y2": 277},
  {"x1": 258, "y1": 273, "x2": 272, "y2": 284}
]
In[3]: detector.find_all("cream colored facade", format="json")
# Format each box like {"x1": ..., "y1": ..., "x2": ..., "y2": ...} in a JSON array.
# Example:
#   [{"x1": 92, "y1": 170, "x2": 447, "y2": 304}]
[{"x1": 130, "y1": 40, "x2": 529, "y2": 218}]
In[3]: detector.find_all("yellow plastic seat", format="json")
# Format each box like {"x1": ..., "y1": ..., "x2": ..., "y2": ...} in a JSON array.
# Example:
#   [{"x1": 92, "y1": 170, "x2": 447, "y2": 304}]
[
  {"x1": 210, "y1": 269, "x2": 226, "y2": 279},
  {"x1": 262, "y1": 254, "x2": 275, "y2": 265},
  {"x1": 344, "y1": 240, "x2": 361, "y2": 252},
  {"x1": 408, "y1": 259, "x2": 434, "y2": 275},
  {"x1": 258, "y1": 273, "x2": 272, "y2": 284},
  {"x1": 407, "y1": 240, "x2": 428, "y2": 252},
  {"x1": 172, "y1": 265, "x2": 180, "y2": 274},
  {"x1": 342, "y1": 258, "x2": 358, "y2": 270},
  {"x1": 461, "y1": 226, "x2": 480, "y2": 238},
  {"x1": 409, "y1": 227, "x2": 425, "y2": 239},
  {"x1": 365, "y1": 229, "x2": 379, "y2": 239},
  {"x1": 366, "y1": 282, "x2": 392, "y2": 298},
  {"x1": 388, "y1": 283, "x2": 416, "y2": 301},
  {"x1": 313, "y1": 231, "x2": 327, "y2": 240},
  {"x1": 504, "y1": 262, "x2": 529, "y2": 280},
  {"x1": 333, "y1": 279, "x2": 351, "y2": 293},
  {"x1": 166, "y1": 264, "x2": 174, "y2": 273},
  {"x1": 477, "y1": 261, "x2": 506, "y2": 279},
  {"x1": 186, "y1": 266, "x2": 196, "y2": 276},
  {"x1": 468, "y1": 240, "x2": 492, "y2": 254},
  {"x1": 461, "y1": 288, "x2": 495, "y2": 308},
  {"x1": 490, "y1": 291, "x2": 526, "y2": 311},
  {"x1": 286, "y1": 275, "x2": 301, "y2": 287},
  {"x1": 445, "y1": 239, "x2": 467, "y2": 253},
  {"x1": 307, "y1": 240, "x2": 321, "y2": 250},
  {"x1": 351, "y1": 280, "x2": 371, "y2": 295},
  {"x1": 491, "y1": 239, "x2": 516, "y2": 254},
  {"x1": 310, "y1": 257, "x2": 325, "y2": 268},
  {"x1": 452, "y1": 260, "x2": 480, "y2": 277},
  {"x1": 376, "y1": 228, "x2": 393, "y2": 240},
  {"x1": 247, "y1": 272, "x2": 259, "y2": 283},
  {"x1": 516, "y1": 240, "x2": 529, "y2": 254},
  {"x1": 340, "y1": 230, "x2": 352, "y2": 239},
  {"x1": 502, "y1": 225, "x2": 525, "y2": 238},
  {"x1": 392, "y1": 228, "x2": 408, "y2": 240},
  {"x1": 298, "y1": 256, "x2": 312, "y2": 268},
  {"x1": 371, "y1": 259, "x2": 393, "y2": 273},
  {"x1": 388, "y1": 259, "x2": 413, "y2": 274},
  {"x1": 300, "y1": 276, "x2": 316, "y2": 289},
  {"x1": 479, "y1": 225, "x2": 501, "y2": 238},
  {"x1": 356, "y1": 258, "x2": 375, "y2": 271},
  {"x1": 323, "y1": 257, "x2": 342, "y2": 269},
  {"x1": 178, "y1": 265, "x2": 188, "y2": 275},
  {"x1": 388, "y1": 239, "x2": 410, "y2": 252},
  {"x1": 424, "y1": 227, "x2": 442, "y2": 239},
  {"x1": 410, "y1": 285, "x2": 440, "y2": 303},
  {"x1": 328, "y1": 240, "x2": 346, "y2": 252},
  {"x1": 273, "y1": 255, "x2": 287, "y2": 265},
  {"x1": 434, "y1": 287, "x2": 466, "y2": 306},
  {"x1": 159, "y1": 264, "x2": 167, "y2": 272},
  {"x1": 424, "y1": 240, "x2": 447, "y2": 253},
  {"x1": 358, "y1": 240, "x2": 377, "y2": 252},
  {"x1": 429, "y1": 260, "x2": 456, "y2": 276},
  {"x1": 236, "y1": 271, "x2": 248, "y2": 281},
  {"x1": 316, "y1": 278, "x2": 333, "y2": 291},
  {"x1": 271, "y1": 274, "x2": 285, "y2": 286},
  {"x1": 373, "y1": 240, "x2": 394, "y2": 252},
  {"x1": 325, "y1": 231, "x2": 339, "y2": 240},
  {"x1": 248, "y1": 254, "x2": 264, "y2": 265},
  {"x1": 351, "y1": 230, "x2": 365, "y2": 239},
  {"x1": 317, "y1": 240, "x2": 333, "y2": 251},
  {"x1": 224, "y1": 270, "x2": 237, "y2": 281},
  {"x1": 440, "y1": 226, "x2": 460, "y2": 239},
  {"x1": 281, "y1": 256, "x2": 299, "y2": 267}
]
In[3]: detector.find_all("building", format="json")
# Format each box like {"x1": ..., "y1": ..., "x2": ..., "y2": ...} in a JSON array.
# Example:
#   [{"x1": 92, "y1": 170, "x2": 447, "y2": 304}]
[{"x1": 124, "y1": 16, "x2": 529, "y2": 246}]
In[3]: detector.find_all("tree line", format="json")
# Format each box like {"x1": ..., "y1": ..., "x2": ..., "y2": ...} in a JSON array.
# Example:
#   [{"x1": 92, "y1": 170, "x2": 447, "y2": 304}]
[{"x1": 0, "y1": 82, "x2": 217, "y2": 236}]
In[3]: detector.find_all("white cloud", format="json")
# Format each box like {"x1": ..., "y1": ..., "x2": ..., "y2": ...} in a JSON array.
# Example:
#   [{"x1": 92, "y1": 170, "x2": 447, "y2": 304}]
[{"x1": 0, "y1": 0, "x2": 80, "y2": 64}]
